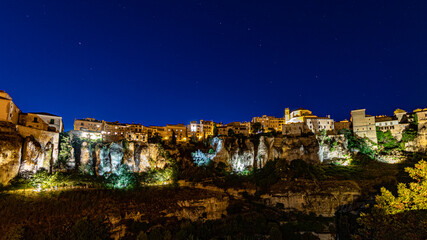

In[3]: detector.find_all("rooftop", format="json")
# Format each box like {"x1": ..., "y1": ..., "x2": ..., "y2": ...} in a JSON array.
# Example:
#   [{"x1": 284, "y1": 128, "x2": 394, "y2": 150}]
[{"x1": 29, "y1": 112, "x2": 61, "y2": 117}]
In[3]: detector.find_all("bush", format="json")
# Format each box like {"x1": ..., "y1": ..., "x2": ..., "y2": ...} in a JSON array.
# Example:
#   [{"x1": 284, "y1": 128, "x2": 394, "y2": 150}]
[
  {"x1": 103, "y1": 165, "x2": 138, "y2": 189},
  {"x1": 29, "y1": 170, "x2": 60, "y2": 189}
]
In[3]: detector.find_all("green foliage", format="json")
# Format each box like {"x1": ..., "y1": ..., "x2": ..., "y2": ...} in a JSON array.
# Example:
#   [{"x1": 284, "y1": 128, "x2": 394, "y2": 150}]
[
  {"x1": 141, "y1": 168, "x2": 174, "y2": 184},
  {"x1": 376, "y1": 129, "x2": 399, "y2": 150},
  {"x1": 401, "y1": 127, "x2": 417, "y2": 143},
  {"x1": 57, "y1": 132, "x2": 73, "y2": 169},
  {"x1": 343, "y1": 130, "x2": 376, "y2": 159},
  {"x1": 104, "y1": 165, "x2": 138, "y2": 189},
  {"x1": 29, "y1": 170, "x2": 60, "y2": 189},
  {"x1": 355, "y1": 160, "x2": 427, "y2": 239}
]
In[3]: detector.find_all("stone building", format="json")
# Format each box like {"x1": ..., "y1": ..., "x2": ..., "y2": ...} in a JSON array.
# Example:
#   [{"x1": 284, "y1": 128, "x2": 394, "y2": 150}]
[
  {"x1": 284, "y1": 107, "x2": 317, "y2": 124},
  {"x1": 74, "y1": 118, "x2": 104, "y2": 131},
  {"x1": 187, "y1": 120, "x2": 223, "y2": 139},
  {"x1": 334, "y1": 120, "x2": 351, "y2": 133},
  {"x1": 282, "y1": 107, "x2": 334, "y2": 135},
  {"x1": 19, "y1": 112, "x2": 64, "y2": 133},
  {"x1": 218, "y1": 122, "x2": 250, "y2": 136},
  {"x1": 375, "y1": 116, "x2": 406, "y2": 140},
  {"x1": 166, "y1": 124, "x2": 187, "y2": 141},
  {"x1": 251, "y1": 115, "x2": 285, "y2": 132},
  {"x1": 305, "y1": 117, "x2": 334, "y2": 133},
  {"x1": 282, "y1": 122, "x2": 311, "y2": 136},
  {"x1": 0, "y1": 90, "x2": 21, "y2": 124},
  {"x1": 351, "y1": 109, "x2": 377, "y2": 143}
]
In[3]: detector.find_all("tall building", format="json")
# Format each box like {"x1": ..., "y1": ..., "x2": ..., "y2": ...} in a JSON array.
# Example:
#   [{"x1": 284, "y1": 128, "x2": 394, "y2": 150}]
[{"x1": 351, "y1": 109, "x2": 377, "y2": 143}]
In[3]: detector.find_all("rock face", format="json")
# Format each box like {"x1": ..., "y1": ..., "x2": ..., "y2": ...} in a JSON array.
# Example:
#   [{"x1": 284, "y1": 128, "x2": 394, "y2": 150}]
[
  {"x1": 75, "y1": 138, "x2": 169, "y2": 175},
  {"x1": 0, "y1": 134, "x2": 22, "y2": 185},
  {"x1": 19, "y1": 137, "x2": 44, "y2": 175},
  {"x1": 261, "y1": 181, "x2": 361, "y2": 217},
  {"x1": 166, "y1": 197, "x2": 229, "y2": 221},
  {"x1": 209, "y1": 135, "x2": 350, "y2": 171}
]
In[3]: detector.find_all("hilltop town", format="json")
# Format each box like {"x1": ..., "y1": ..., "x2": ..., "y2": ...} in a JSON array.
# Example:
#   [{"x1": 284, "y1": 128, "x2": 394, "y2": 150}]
[
  {"x1": 1, "y1": 90, "x2": 427, "y2": 239},
  {"x1": 2, "y1": 89, "x2": 427, "y2": 149}
]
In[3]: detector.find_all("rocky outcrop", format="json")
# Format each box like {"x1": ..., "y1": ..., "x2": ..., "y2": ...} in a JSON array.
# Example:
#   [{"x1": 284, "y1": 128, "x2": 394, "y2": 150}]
[
  {"x1": 0, "y1": 134, "x2": 22, "y2": 185},
  {"x1": 261, "y1": 180, "x2": 361, "y2": 217},
  {"x1": 211, "y1": 136, "x2": 330, "y2": 171},
  {"x1": 165, "y1": 197, "x2": 229, "y2": 221}
]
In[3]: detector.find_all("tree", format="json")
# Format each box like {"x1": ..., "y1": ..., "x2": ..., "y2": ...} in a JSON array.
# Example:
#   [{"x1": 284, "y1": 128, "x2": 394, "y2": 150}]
[
  {"x1": 227, "y1": 128, "x2": 235, "y2": 136},
  {"x1": 355, "y1": 160, "x2": 427, "y2": 239},
  {"x1": 376, "y1": 128, "x2": 398, "y2": 150},
  {"x1": 251, "y1": 122, "x2": 262, "y2": 134},
  {"x1": 213, "y1": 123, "x2": 218, "y2": 137},
  {"x1": 170, "y1": 130, "x2": 177, "y2": 145},
  {"x1": 148, "y1": 132, "x2": 162, "y2": 144}
]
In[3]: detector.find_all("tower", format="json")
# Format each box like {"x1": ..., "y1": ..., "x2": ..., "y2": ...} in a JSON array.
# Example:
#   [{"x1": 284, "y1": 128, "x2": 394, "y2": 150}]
[{"x1": 284, "y1": 108, "x2": 290, "y2": 122}]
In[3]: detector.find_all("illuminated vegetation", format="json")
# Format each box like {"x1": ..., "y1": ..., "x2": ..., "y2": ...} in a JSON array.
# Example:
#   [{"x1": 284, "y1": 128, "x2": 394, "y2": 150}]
[{"x1": 354, "y1": 160, "x2": 427, "y2": 240}]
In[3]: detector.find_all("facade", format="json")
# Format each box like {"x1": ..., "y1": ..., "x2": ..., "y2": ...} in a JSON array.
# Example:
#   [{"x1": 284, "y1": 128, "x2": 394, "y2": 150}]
[
  {"x1": 74, "y1": 118, "x2": 104, "y2": 132},
  {"x1": 218, "y1": 122, "x2": 250, "y2": 136},
  {"x1": 166, "y1": 124, "x2": 187, "y2": 141},
  {"x1": 284, "y1": 107, "x2": 317, "y2": 124},
  {"x1": 0, "y1": 90, "x2": 21, "y2": 124},
  {"x1": 20, "y1": 112, "x2": 64, "y2": 133},
  {"x1": 375, "y1": 115, "x2": 407, "y2": 141},
  {"x1": 334, "y1": 120, "x2": 351, "y2": 132},
  {"x1": 305, "y1": 117, "x2": 334, "y2": 133},
  {"x1": 351, "y1": 109, "x2": 377, "y2": 143},
  {"x1": 251, "y1": 115, "x2": 285, "y2": 132},
  {"x1": 187, "y1": 120, "x2": 222, "y2": 139},
  {"x1": 282, "y1": 122, "x2": 310, "y2": 136}
]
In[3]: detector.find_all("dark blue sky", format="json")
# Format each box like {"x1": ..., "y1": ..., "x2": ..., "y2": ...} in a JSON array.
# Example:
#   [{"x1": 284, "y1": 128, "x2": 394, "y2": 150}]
[{"x1": 1, "y1": 1, "x2": 426, "y2": 130}]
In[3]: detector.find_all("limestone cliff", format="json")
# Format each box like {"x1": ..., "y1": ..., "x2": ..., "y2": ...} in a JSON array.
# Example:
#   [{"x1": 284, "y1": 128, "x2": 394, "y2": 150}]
[
  {"x1": 211, "y1": 135, "x2": 351, "y2": 171},
  {"x1": 76, "y1": 139, "x2": 169, "y2": 175},
  {"x1": 0, "y1": 133, "x2": 22, "y2": 185}
]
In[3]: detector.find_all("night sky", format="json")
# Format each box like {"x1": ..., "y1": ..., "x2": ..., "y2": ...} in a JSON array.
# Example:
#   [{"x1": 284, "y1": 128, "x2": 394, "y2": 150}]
[{"x1": 1, "y1": 1, "x2": 426, "y2": 130}]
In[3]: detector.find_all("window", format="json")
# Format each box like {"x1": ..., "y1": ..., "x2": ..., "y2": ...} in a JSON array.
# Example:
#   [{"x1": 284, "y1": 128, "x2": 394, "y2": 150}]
[
  {"x1": 33, "y1": 117, "x2": 38, "y2": 123},
  {"x1": 81, "y1": 123, "x2": 84, "y2": 126},
  {"x1": 50, "y1": 119, "x2": 55, "y2": 124}
]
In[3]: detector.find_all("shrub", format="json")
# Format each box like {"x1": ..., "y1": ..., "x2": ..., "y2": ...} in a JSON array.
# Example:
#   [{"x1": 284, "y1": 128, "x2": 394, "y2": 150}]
[{"x1": 103, "y1": 165, "x2": 138, "y2": 189}]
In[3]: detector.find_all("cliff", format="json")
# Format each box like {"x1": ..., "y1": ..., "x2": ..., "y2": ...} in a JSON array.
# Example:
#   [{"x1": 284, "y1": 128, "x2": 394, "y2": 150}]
[{"x1": 0, "y1": 122, "x2": 59, "y2": 185}]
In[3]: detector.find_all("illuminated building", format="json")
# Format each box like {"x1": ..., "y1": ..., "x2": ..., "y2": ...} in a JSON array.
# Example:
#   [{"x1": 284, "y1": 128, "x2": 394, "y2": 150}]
[
  {"x1": 251, "y1": 115, "x2": 285, "y2": 132},
  {"x1": 0, "y1": 90, "x2": 21, "y2": 124},
  {"x1": 282, "y1": 107, "x2": 334, "y2": 135},
  {"x1": 284, "y1": 107, "x2": 317, "y2": 124},
  {"x1": 351, "y1": 109, "x2": 377, "y2": 143},
  {"x1": 74, "y1": 118, "x2": 104, "y2": 131},
  {"x1": 282, "y1": 122, "x2": 310, "y2": 136},
  {"x1": 19, "y1": 112, "x2": 64, "y2": 133},
  {"x1": 218, "y1": 122, "x2": 250, "y2": 136},
  {"x1": 334, "y1": 120, "x2": 351, "y2": 132},
  {"x1": 187, "y1": 120, "x2": 223, "y2": 139},
  {"x1": 166, "y1": 124, "x2": 187, "y2": 141}
]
